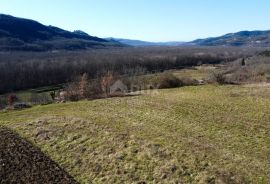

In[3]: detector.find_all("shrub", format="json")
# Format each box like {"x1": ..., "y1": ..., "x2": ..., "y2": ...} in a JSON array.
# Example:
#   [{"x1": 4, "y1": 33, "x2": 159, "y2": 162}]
[
  {"x1": 7, "y1": 94, "x2": 17, "y2": 106},
  {"x1": 64, "y1": 72, "x2": 115, "y2": 101},
  {"x1": 220, "y1": 56, "x2": 270, "y2": 84},
  {"x1": 64, "y1": 82, "x2": 80, "y2": 101},
  {"x1": 154, "y1": 73, "x2": 183, "y2": 89},
  {"x1": 179, "y1": 77, "x2": 199, "y2": 86},
  {"x1": 229, "y1": 69, "x2": 252, "y2": 83},
  {"x1": 79, "y1": 73, "x2": 90, "y2": 99},
  {"x1": 254, "y1": 63, "x2": 270, "y2": 76},
  {"x1": 259, "y1": 50, "x2": 270, "y2": 57},
  {"x1": 208, "y1": 71, "x2": 228, "y2": 85},
  {"x1": 122, "y1": 72, "x2": 198, "y2": 92},
  {"x1": 100, "y1": 72, "x2": 115, "y2": 96},
  {"x1": 50, "y1": 91, "x2": 56, "y2": 100}
]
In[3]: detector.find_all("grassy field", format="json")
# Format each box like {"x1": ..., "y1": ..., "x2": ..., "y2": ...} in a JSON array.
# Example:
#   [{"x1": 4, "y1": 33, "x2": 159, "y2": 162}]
[
  {"x1": 172, "y1": 65, "x2": 218, "y2": 80},
  {"x1": 0, "y1": 84, "x2": 63, "y2": 108},
  {"x1": 1, "y1": 84, "x2": 270, "y2": 183}
]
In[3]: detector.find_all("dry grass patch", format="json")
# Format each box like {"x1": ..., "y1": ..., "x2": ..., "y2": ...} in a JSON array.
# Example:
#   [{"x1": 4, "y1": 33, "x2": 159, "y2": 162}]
[{"x1": 1, "y1": 85, "x2": 270, "y2": 183}]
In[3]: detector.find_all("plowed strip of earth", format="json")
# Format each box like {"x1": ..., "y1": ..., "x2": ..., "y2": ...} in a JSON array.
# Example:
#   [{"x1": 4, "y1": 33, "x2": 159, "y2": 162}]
[{"x1": 0, "y1": 127, "x2": 78, "y2": 184}]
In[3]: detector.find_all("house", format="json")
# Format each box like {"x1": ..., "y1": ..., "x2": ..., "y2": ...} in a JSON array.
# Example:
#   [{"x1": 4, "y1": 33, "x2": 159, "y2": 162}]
[
  {"x1": 109, "y1": 80, "x2": 128, "y2": 94},
  {"x1": 55, "y1": 91, "x2": 67, "y2": 102}
]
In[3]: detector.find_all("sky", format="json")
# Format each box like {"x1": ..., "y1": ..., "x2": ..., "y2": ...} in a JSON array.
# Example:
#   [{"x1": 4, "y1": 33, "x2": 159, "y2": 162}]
[{"x1": 0, "y1": 0, "x2": 270, "y2": 42}]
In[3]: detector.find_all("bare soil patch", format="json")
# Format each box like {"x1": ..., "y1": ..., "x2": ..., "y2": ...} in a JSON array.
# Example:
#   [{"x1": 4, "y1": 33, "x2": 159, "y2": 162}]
[{"x1": 0, "y1": 127, "x2": 78, "y2": 184}]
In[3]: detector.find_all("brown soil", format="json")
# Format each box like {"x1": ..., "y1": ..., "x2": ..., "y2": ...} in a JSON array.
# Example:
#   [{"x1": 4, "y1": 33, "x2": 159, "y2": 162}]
[{"x1": 0, "y1": 127, "x2": 78, "y2": 184}]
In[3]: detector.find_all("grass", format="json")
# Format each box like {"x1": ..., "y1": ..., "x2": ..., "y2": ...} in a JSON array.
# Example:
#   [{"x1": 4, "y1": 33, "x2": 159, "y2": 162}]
[
  {"x1": 172, "y1": 65, "x2": 217, "y2": 80},
  {"x1": 0, "y1": 85, "x2": 62, "y2": 108},
  {"x1": 1, "y1": 84, "x2": 270, "y2": 183}
]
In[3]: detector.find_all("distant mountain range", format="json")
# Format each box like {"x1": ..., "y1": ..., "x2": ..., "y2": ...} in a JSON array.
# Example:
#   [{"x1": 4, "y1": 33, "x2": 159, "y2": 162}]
[
  {"x1": 108, "y1": 30, "x2": 270, "y2": 47},
  {"x1": 190, "y1": 30, "x2": 270, "y2": 47},
  {"x1": 0, "y1": 14, "x2": 270, "y2": 51},
  {"x1": 0, "y1": 14, "x2": 122, "y2": 51},
  {"x1": 105, "y1": 38, "x2": 185, "y2": 47}
]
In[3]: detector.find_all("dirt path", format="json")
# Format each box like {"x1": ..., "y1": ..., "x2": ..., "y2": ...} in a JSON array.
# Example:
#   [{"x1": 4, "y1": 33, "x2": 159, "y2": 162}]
[{"x1": 0, "y1": 127, "x2": 78, "y2": 184}]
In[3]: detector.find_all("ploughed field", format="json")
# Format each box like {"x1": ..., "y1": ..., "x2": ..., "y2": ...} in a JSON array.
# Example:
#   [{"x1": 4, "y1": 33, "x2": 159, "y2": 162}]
[
  {"x1": 0, "y1": 84, "x2": 270, "y2": 183},
  {"x1": 0, "y1": 127, "x2": 77, "y2": 184}
]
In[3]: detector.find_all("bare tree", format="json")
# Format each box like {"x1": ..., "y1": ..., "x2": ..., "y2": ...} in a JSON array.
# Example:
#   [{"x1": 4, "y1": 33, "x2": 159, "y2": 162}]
[{"x1": 101, "y1": 72, "x2": 115, "y2": 96}]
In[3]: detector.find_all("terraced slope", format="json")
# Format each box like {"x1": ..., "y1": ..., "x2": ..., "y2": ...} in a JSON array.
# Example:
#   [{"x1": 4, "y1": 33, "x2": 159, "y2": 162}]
[{"x1": 0, "y1": 85, "x2": 270, "y2": 183}]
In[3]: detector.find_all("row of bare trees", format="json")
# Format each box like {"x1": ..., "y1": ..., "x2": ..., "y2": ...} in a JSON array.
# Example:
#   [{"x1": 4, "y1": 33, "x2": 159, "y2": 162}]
[
  {"x1": 0, "y1": 47, "x2": 258, "y2": 94},
  {"x1": 63, "y1": 72, "x2": 117, "y2": 101}
]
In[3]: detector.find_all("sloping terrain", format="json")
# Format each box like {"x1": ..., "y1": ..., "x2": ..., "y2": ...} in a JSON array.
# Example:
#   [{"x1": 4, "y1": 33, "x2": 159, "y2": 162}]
[
  {"x1": 0, "y1": 14, "x2": 122, "y2": 51},
  {"x1": 0, "y1": 127, "x2": 78, "y2": 184},
  {"x1": 1, "y1": 85, "x2": 270, "y2": 183},
  {"x1": 191, "y1": 30, "x2": 270, "y2": 47}
]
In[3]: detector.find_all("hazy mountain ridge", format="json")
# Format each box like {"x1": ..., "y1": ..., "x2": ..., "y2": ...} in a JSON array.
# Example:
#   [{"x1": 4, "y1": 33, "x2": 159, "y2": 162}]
[
  {"x1": 0, "y1": 14, "x2": 122, "y2": 51},
  {"x1": 1, "y1": 14, "x2": 270, "y2": 50},
  {"x1": 191, "y1": 30, "x2": 270, "y2": 47},
  {"x1": 105, "y1": 38, "x2": 185, "y2": 47},
  {"x1": 107, "y1": 30, "x2": 270, "y2": 47}
]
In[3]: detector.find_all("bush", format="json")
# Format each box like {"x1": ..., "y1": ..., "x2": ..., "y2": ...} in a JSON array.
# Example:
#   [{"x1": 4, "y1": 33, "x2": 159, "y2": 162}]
[
  {"x1": 122, "y1": 72, "x2": 199, "y2": 92},
  {"x1": 100, "y1": 72, "x2": 115, "y2": 96},
  {"x1": 153, "y1": 73, "x2": 183, "y2": 89},
  {"x1": 79, "y1": 73, "x2": 91, "y2": 99},
  {"x1": 259, "y1": 50, "x2": 270, "y2": 57},
  {"x1": 63, "y1": 72, "x2": 119, "y2": 101},
  {"x1": 219, "y1": 56, "x2": 270, "y2": 84},
  {"x1": 7, "y1": 94, "x2": 17, "y2": 106},
  {"x1": 64, "y1": 82, "x2": 80, "y2": 101},
  {"x1": 179, "y1": 77, "x2": 199, "y2": 86},
  {"x1": 208, "y1": 71, "x2": 228, "y2": 85}
]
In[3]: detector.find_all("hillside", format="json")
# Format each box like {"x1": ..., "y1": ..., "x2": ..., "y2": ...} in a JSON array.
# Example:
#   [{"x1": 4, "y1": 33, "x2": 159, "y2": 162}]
[
  {"x1": 107, "y1": 30, "x2": 270, "y2": 47},
  {"x1": 1, "y1": 14, "x2": 270, "y2": 49},
  {"x1": 1, "y1": 84, "x2": 270, "y2": 183},
  {"x1": 191, "y1": 30, "x2": 270, "y2": 47},
  {"x1": 0, "y1": 14, "x2": 122, "y2": 51}
]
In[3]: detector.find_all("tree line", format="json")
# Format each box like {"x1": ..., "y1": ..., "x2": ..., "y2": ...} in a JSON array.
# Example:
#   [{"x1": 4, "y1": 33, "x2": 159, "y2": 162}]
[{"x1": 0, "y1": 46, "x2": 259, "y2": 94}]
